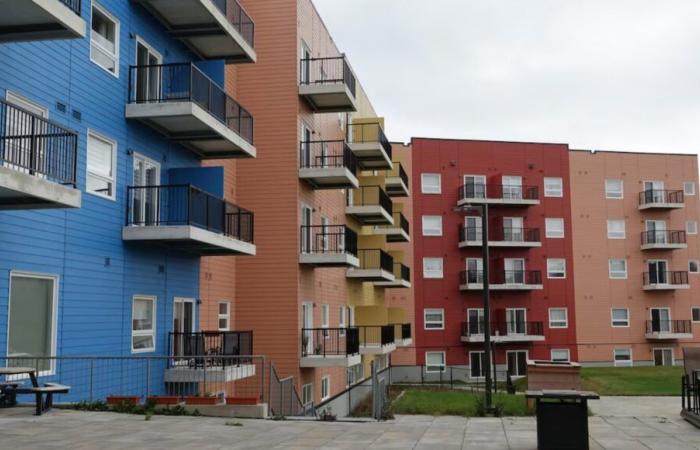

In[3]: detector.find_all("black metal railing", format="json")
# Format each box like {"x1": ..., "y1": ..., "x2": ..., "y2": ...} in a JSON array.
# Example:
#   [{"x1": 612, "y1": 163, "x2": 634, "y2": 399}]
[
  {"x1": 300, "y1": 56, "x2": 356, "y2": 97},
  {"x1": 391, "y1": 323, "x2": 411, "y2": 341},
  {"x1": 458, "y1": 183, "x2": 539, "y2": 202},
  {"x1": 168, "y1": 331, "x2": 253, "y2": 368},
  {"x1": 460, "y1": 270, "x2": 542, "y2": 285},
  {"x1": 395, "y1": 163, "x2": 409, "y2": 189},
  {"x1": 357, "y1": 325, "x2": 395, "y2": 347},
  {"x1": 393, "y1": 263, "x2": 410, "y2": 282},
  {"x1": 299, "y1": 140, "x2": 357, "y2": 173},
  {"x1": 639, "y1": 189, "x2": 684, "y2": 206},
  {"x1": 357, "y1": 249, "x2": 394, "y2": 273},
  {"x1": 128, "y1": 63, "x2": 254, "y2": 145},
  {"x1": 211, "y1": 0, "x2": 255, "y2": 48},
  {"x1": 641, "y1": 230, "x2": 686, "y2": 245},
  {"x1": 377, "y1": 211, "x2": 409, "y2": 234},
  {"x1": 125, "y1": 185, "x2": 254, "y2": 243},
  {"x1": 301, "y1": 328, "x2": 360, "y2": 357},
  {"x1": 348, "y1": 185, "x2": 393, "y2": 215},
  {"x1": 645, "y1": 320, "x2": 691, "y2": 334},
  {"x1": 299, "y1": 225, "x2": 357, "y2": 256},
  {"x1": 346, "y1": 122, "x2": 392, "y2": 160},
  {"x1": 643, "y1": 271, "x2": 689, "y2": 286},
  {"x1": 460, "y1": 226, "x2": 540, "y2": 243},
  {"x1": 59, "y1": 0, "x2": 82, "y2": 15},
  {"x1": 461, "y1": 321, "x2": 544, "y2": 337},
  {"x1": 682, "y1": 374, "x2": 700, "y2": 415},
  {"x1": 0, "y1": 99, "x2": 78, "y2": 187}
]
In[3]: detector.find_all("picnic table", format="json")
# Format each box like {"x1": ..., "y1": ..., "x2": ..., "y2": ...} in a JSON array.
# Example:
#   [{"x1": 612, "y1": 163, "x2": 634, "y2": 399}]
[{"x1": 0, "y1": 367, "x2": 70, "y2": 415}]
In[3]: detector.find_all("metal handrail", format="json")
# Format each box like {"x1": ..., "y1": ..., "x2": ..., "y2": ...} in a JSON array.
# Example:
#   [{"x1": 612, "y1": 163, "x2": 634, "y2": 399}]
[
  {"x1": 639, "y1": 189, "x2": 684, "y2": 206},
  {"x1": 641, "y1": 230, "x2": 686, "y2": 245},
  {"x1": 210, "y1": 0, "x2": 255, "y2": 48},
  {"x1": 348, "y1": 185, "x2": 393, "y2": 216},
  {"x1": 299, "y1": 56, "x2": 356, "y2": 97},
  {"x1": 461, "y1": 321, "x2": 544, "y2": 337},
  {"x1": 645, "y1": 320, "x2": 691, "y2": 334},
  {"x1": 460, "y1": 270, "x2": 542, "y2": 285},
  {"x1": 460, "y1": 226, "x2": 540, "y2": 243},
  {"x1": 300, "y1": 328, "x2": 360, "y2": 357},
  {"x1": 458, "y1": 183, "x2": 539, "y2": 201},
  {"x1": 168, "y1": 331, "x2": 253, "y2": 367},
  {"x1": 643, "y1": 271, "x2": 689, "y2": 285},
  {"x1": 299, "y1": 140, "x2": 357, "y2": 172},
  {"x1": 357, "y1": 325, "x2": 395, "y2": 347},
  {"x1": 357, "y1": 249, "x2": 394, "y2": 272},
  {"x1": 59, "y1": 0, "x2": 81, "y2": 15},
  {"x1": 346, "y1": 122, "x2": 392, "y2": 160},
  {"x1": 299, "y1": 225, "x2": 357, "y2": 256}
]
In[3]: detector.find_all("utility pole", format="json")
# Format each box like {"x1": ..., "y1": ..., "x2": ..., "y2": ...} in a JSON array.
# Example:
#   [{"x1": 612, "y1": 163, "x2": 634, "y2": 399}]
[{"x1": 480, "y1": 203, "x2": 492, "y2": 411}]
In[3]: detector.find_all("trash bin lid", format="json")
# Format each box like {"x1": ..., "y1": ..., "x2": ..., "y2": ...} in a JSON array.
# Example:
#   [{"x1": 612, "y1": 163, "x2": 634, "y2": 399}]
[{"x1": 525, "y1": 389, "x2": 600, "y2": 400}]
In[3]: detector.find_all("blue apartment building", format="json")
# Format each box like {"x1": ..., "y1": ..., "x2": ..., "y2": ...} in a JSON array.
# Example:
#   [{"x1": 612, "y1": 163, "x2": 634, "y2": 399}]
[{"x1": 0, "y1": 0, "x2": 256, "y2": 400}]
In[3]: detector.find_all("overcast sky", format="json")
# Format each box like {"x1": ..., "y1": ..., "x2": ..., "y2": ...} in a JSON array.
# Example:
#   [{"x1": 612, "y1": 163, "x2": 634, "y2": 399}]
[{"x1": 314, "y1": 0, "x2": 700, "y2": 154}]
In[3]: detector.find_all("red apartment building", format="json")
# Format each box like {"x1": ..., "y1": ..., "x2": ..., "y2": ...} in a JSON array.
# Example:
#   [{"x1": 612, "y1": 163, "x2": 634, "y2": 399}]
[{"x1": 412, "y1": 138, "x2": 578, "y2": 377}]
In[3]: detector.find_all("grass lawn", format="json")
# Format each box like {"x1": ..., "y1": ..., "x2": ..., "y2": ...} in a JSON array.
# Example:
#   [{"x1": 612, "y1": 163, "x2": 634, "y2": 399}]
[
  {"x1": 580, "y1": 366, "x2": 682, "y2": 396},
  {"x1": 390, "y1": 388, "x2": 532, "y2": 417}
]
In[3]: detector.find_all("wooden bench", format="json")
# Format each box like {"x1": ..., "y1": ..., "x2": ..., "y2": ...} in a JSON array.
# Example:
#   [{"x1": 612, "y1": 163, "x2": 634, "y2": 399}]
[{"x1": 17, "y1": 383, "x2": 70, "y2": 415}]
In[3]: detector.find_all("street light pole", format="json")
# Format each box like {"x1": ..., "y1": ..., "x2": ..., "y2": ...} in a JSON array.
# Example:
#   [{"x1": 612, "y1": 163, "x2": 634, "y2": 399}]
[{"x1": 480, "y1": 203, "x2": 492, "y2": 411}]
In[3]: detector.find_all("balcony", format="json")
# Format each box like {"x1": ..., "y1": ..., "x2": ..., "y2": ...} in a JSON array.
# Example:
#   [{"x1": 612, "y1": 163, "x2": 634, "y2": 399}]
[
  {"x1": 126, "y1": 63, "x2": 255, "y2": 159},
  {"x1": 134, "y1": 0, "x2": 255, "y2": 63},
  {"x1": 299, "y1": 140, "x2": 358, "y2": 189},
  {"x1": 299, "y1": 225, "x2": 359, "y2": 267},
  {"x1": 123, "y1": 184, "x2": 255, "y2": 256},
  {"x1": 299, "y1": 56, "x2": 357, "y2": 113},
  {"x1": 347, "y1": 249, "x2": 394, "y2": 282},
  {"x1": 357, "y1": 325, "x2": 396, "y2": 355},
  {"x1": 459, "y1": 270, "x2": 543, "y2": 291},
  {"x1": 346, "y1": 185, "x2": 394, "y2": 225},
  {"x1": 391, "y1": 323, "x2": 412, "y2": 347},
  {"x1": 461, "y1": 321, "x2": 545, "y2": 343},
  {"x1": 642, "y1": 271, "x2": 689, "y2": 290},
  {"x1": 385, "y1": 161, "x2": 409, "y2": 197},
  {"x1": 639, "y1": 189, "x2": 684, "y2": 210},
  {"x1": 0, "y1": 0, "x2": 86, "y2": 42},
  {"x1": 300, "y1": 328, "x2": 361, "y2": 368},
  {"x1": 645, "y1": 320, "x2": 692, "y2": 340},
  {"x1": 0, "y1": 99, "x2": 81, "y2": 209},
  {"x1": 457, "y1": 183, "x2": 540, "y2": 207},
  {"x1": 459, "y1": 226, "x2": 541, "y2": 248},
  {"x1": 373, "y1": 211, "x2": 410, "y2": 242},
  {"x1": 641, "y1": 230, "x2": 687, "y2": 251},
  {"x1": 165, "y1": 331, "x2": 255, "y2": 383},
  {"x1": 346, "y1": 123, "x2": 393, "y2": 170},
  {"x1": 375, "y1": 263, "x2": 411, "y2": 288}
]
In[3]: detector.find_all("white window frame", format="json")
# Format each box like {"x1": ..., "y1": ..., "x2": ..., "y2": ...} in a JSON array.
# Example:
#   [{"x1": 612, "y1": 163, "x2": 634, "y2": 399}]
[
  {"x1": 544, "y1": 177, "x2": 563, "y2": 197},
  {"x1": 547, "y1": 259, "x2": 566, "y2": 279},
  {"x1": 551, "y1": 349, "x2": 570, "y2": 362},
  {"x1": 506, "y1": 350, "x2": 529, "y2": 377},
  {"x1": 422, "y1": 215, "x2": 443, "y2": 236},
  {"x1": 217, "y1": 301, "x2": 230, "y2": 331},
  {"x1": 545, "y1": 218, "x2": 565, "y2": 238},
  {"x1": 424, "y1": 308, "x2": 445, "y2": 330},
  {"x1": 684, "y1": 182, "x2": 696, "y2": 196},
  {"x1": 611, "y1": 308, "x2": 630, "y2": 327},
  {"x1": 320, "y1": 376, "x2": 330, "y2": 401},
  {"x1": 7, "y1": 271, "x2": 59, "y2": 377},
  {"x1": 90, "y1": 1, "x2": 120, "y2": 77},
  {"x1": 421, "y1": 173, "x2": 441, "y2": 194},
  {"x1": 321, "y1": 304, "x2": 329, "y2": 329},
  {"x1": 608, "y1": 259, "x2": 627, "y2": 279},
  {"x1": 422, "y1": 257, "x2": 443, "y2": 279},
  {"x1": 131, "y1": 295, "x2": 156, "y2": 353},
  {"x1": 86, "y1": 129, "x2": 117, "y2": 201},
  {"x1": 605, "y1": 179, "x2": 624, "y2": 199},
  {"x1": 301, "y1": 383, "x2": 313, "y2": 406},
  {"x1": 469, "y1": 351, "x2": 486, "y2": 379},
  {"x1": 690, "y1": 260, "x2": 700, "y2": 274},
  {"x1": 613, "y1": 348, "x2": 633, "y2": 367},
  {"x1": 607, "y1": 219, "x2": 626, "y2": 239},
  {"x1": 687, "y1": 221, "x2": 698, "y2": 235},
  {"x1": 425, "y1": 351, "x2": 446, "y2": 373},
  {"x1": 692, "y1": 307, "x2": 700, "y2": 323},
  {"x1": 653, "y1": 348, "x2": 674, "y2": 367},
  {"x1": 548, "y1": 308, "x2": 568, "y2": 328}
]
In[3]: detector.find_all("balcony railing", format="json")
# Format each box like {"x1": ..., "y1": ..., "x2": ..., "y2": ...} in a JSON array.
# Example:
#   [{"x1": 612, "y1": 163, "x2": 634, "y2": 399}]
[
  {"x1": 377, "y1": 211, "x2": 409, "y2": 234},
  {"x1": 299, "y1": 140, "x2": 357, "y2": 173},
  {"x1": 347, "y1": 123, "x2": 392, "y2": 160},
  {"x1": 348, "y1": 185, "x2": 393, "y2": 215},
  {"x1": 639, "y1": 189, "x2": 684, "y2": 207},
  {"x1": 388, "y1": 162, "x2": 409, "y2": 188},
  {"x1": 643, "y1": 271, "x2": 689, "y2": 286},
  {"x1": 460, "y1": 270, "x2": 542, "y2": 285},
  {"x1": 126, "y1": 185, "x2": 254, "y2": 243},
  {"x1": 391, "y1": 323, "x2": 411, "y2": 341},
  {"x1": 211, "y1": 0, "x2": 255, "y2": 48},
  {"x1": 300, "y1": 56, "x2": 356, "y2": 97},
  {"x1": 300, "y1": 225, "x2": 357, "y2": 256},
  {"x1": 168, "y1": 331, "x2": 253, "y2": 368},
  {"x1": 460, "y1": 226, "x2": 540, "y2": 243},
  {"x1": 645, "y1": 320, "x2": 691, "y2": 335},
  {"x1": 128, "y1": 63, "x2": 254, "y2": 145},
  {"x1": 60, "y1": 0, "x2": 82, "y2": 15},
  {"x1": 394, "y1": 263, "x2": 411, "y2": 282},
  {"x1": 301, "y1": 328, "x2": 360, "y2": 357},
  {"x1": 358, "y1": 325, "x2": 395, "y2": 347},
  {"x1": 0, "y1": 99, "x2": 78, "y2": 187},
  {"x1": 461, "y1": 321, "x2": 544, "y2": 337},
  {"x1": 641, "y1": 230, "x2": 686, "y2": 246},
  {"x1": 358, "y1": 249, "x2": 394, "y2": 273},
  {"x1": 458, "y1": 183, "x2": 539, "y2": 202}
]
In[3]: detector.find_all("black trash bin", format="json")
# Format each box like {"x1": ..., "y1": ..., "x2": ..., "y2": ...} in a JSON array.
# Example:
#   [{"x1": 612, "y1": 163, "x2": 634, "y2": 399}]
[{"x1": 525, "y1": 390, "x2": 599, "y2": 450}]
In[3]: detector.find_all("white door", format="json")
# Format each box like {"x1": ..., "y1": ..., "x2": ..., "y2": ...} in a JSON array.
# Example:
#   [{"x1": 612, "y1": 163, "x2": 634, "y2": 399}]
[
  {"x1": 654, "y1": 348, "x2": 673, "y2": 366},
  {"x1": 320, "y1": 216, "x2": 330, "y2": 252},
  {"x1": 503, "y1": 217, "x2": 524, "y2": 241},
  {"x1": 644, "y1": 180, "x2": 665, "y2": 203},
  {"x1": 300, "y1": 123, "x2": 312, "y2": 168},
  {"x1": 502, "y1": 176, "x2": 523, "y2": 200},
  {"x1": 507, "y1": 350, "x2": 528, "y2": 376},
  {"x1": 506, "y1": 309, "x2": 526, "y2": 335},
  {"x1": 646, "y1": 220, "x2": 667, "y2": 244},
  {"x1": 173, "y1": 298, "x2": 195, "y2": 357},
  {"x1": 134, "y1": 39, "x2": 162, "y2": 103},
  {"x1": 463, "y1": 175, "x2": 486, "y2": 199},
  {"x1": 465, "y1": 216, "x2": 482, "y2": 241},
  {"x1": 650, "y1": 308, "x2": 671, "y2": 333},
  {"x1": 302, "y1": 303, "x2": 314, "y2": 355},
  {"x1": 132, "y1": 154, "x2": 160, "y2": 226},
  {"x1": 504, "y1": 259, "x2": 525, "y2": 284},
  {"x1": 466, "y1": 258, "x2": 483, "y2": 283},
  {"x1": 467, "y1": 308, "x2": 484, "y2": 335},
  {"x1": 301, "y1": 206, "x2": 313, "y2": 253},
  {"x1": 648, "y1": 260, "x2": 668, "y2": 285},
  {"x1": 300, "y1": 44, "x2": 311, "y2": 84},
  {"x1": 4, "y1": 92, "x2": 49, "y2": 175}
]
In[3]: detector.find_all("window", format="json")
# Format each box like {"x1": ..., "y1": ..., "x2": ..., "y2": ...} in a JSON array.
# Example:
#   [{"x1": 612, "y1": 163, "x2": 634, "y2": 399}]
[
  {"x1": 547, "y1": 259, "x2": 566, "y2": 279},
  {"x1": 544, "y1": 177, "x2": 563, "y2": 197},
  {"x1": 424, "y1": 309, "x2": 444, "y2": 330},
  {"x1": 470, "y1": 352, "x2": 485, "y2": 378},
  {"x1": 339, "y1": 307, "x2": 346, "y2": 328},
  {"x1": 8, "y1": 273, "x2": 58, "y2": 375},
  {"x1": 614, "y1": 348, "x2": 632, "y2": 367},
  {"x1": 690, "y1": 260, "x2": 700, "y2": 274},
  {"x1": 687, "y1": 221, "x2": 698, "y2": 235},
  {"x1": 421, "y1": 173, "x2": 441, "y2": 194},
  {"x1": 132, "y1": 296, "x2": 156, "y2": 352},
  {"x1": 685, "y1": 182, "x2": 696, "y2": 195},
  {"x1": 425, "y1": 351, "x2": 446, "y2": 373},
  {"x1": 549, "y1": 308, "x2": 568, "y2": 328},
  {"x1": 347, "y1": 363, "x2": 363, "y2": 386},
  {"x1": 692, "y1": 307, "x2": 700, "y2": 323},
  {"x1": 607, "y1": 220, "x2": 626, "y2": 239},
  {"x1": 551, "y1": 349, "x2": 570, "y2": 362},
  {"x1": 507, "y1": 351, "x2": 528, "y2": 376},
  {"x1": 90, "y1": 3, "x2": 120, "y2": 76},
  {"x1": 611, "y1": 308, "x2": 629, "y2": 327},
  {"x1": 87, "y1": 131, "x2": 117, "y2": 200},
  {"x1": 423, "y1": 257, "x2": 443, "y2": 279},
  {"x1": 301, "y1": 383, "x2": 313, "y2": 406},
  {"x1": 545, "y1": 218, "x2": 564, "y2": 238},
  {"x1": 321, "y1": 304, "x2": 329, "y2": 328},
  {"x1": 422, "y1": 216, "x2": 443, "y2": 236},
  {"x1": 321, "y1": 376, "x2": 330, "y2": 400},
  {"x1": 609, "y1": 259, "x2": 627, "y2": 279},
  {"x1": 605, "y1": 179, "x2": 624, "y2": 199},
  {"x1": 218, "y1": 302, "x2": 230, "y2": 331}
]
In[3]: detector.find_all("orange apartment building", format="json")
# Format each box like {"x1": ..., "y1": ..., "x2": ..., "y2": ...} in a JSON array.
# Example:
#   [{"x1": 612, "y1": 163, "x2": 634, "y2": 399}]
[{"x1": 570, "y1": 150, "x2": 700, "y2": 366}]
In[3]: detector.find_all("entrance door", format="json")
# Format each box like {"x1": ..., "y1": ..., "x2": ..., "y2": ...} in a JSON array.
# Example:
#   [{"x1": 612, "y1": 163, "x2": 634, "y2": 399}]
[
  {"x1": 506, "y1": 308, "x2": 526, "y2": 335},
  {"x1": 654, "y1": 348, "x2": 673, "y2": 366},
  {"x1": 646, "y1": 220, "x2": 667, "y2": 244},
  {"x1": 507, "y1": 350, "x2": 528, "y2": 376},
  {"x1": 173, "y1": 298, "x2": 195, "y2": 357},
  {"x1": 302, "y1": 303, "x2": 314, "y2": 355},
  {"x1": 134, "y1": 39, "x2": 162, "y2": 103},
  {"x1": 465, "y1": 216, "x2": 482, "y2": 241},
  {"x1": 131, "y1": 154, "x2": 160, "y2": 226},
  {"x1": 504, "y1": 258, "x2": 525, "y2": 284},
  {"x1": 466, "y1": 258, "x2": 483, "y2": 283},
  {"x1": 300, "y1": 44, "x2": 311, "y2": 84},
  {"x1": 650, "y1": 308, "x2": 671, "y2": 333},
  {"x1": 502, "y1": 176, "x2": 523, "y2": 200},
  {"x1": 300, "y1": 123, "x2": 312, "y2": 168},
  {"x1": 648, "y1": 260, "x2": 668, "y2": 285},
  {"x1": 463, "y1": 175, "x2": 486, "y2": 199},
  {"x1": 503, "y1": 217, "x2": 523, "y2": 241},
  {"x1": 301, "y1": 206, "x2": 313, "y2": 254},
  {"x1": 467, "y1": 308, "x2": 484, "y2": 335},
  {"x1": 644, "y1": 180, "x2": 665, "y2": 203}
]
